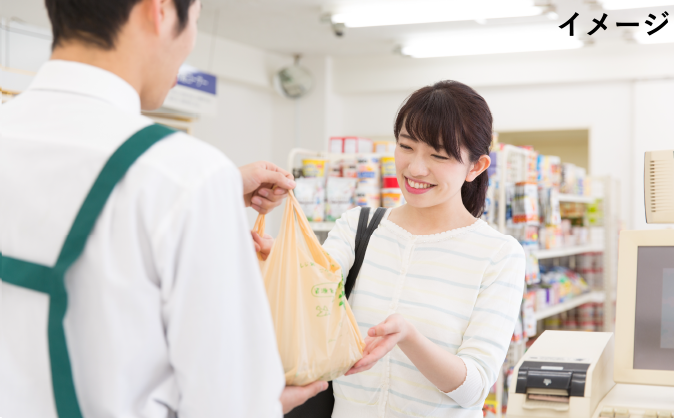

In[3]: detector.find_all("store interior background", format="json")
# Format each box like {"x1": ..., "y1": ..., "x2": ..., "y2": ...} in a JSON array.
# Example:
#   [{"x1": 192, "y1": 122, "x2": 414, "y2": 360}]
[{"x1": 3, "y1": 0, "x2": 674, "y2": 234}]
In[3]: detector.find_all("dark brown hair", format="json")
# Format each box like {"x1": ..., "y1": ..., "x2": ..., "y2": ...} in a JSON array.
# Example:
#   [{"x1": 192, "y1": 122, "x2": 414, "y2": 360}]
[
  {"x1": 46, "y1": 0, "x2": 196, "y2": 50},
  {"x1": 394, "y1": 80, "x2": 492, "y2": 217}
]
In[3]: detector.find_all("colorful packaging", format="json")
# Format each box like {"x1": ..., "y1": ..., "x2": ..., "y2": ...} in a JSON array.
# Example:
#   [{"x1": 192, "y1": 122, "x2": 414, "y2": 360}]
[
  {"x1": 302, "y1": 159, "x2": 327, "y2": 178},
  {"x1": 326, "y1": 178, "x2": 358, "y2": 221},
  {"x1": 342, "y1": 159, "x2": 358, "y2": 178},
  {"x1": 381, "y1": 188, "x2": 404, "y2": 208},
  {"x1": 374, "y1": 141, "x2": 396, "y2": 154},
  {"x1": 380, "y1": 156, "x2": 396, "y2": 177},
  {"x1": 328, "y1": 160, "x2": 342, "y2": 177},
  {"x1": 382, "y1": 177, "x2": 399, "y2": 188},
  {"x1": 357, "y1": 156, "x2": 380, "y2": 190},
  {"x1": 294, "y1": 177, "x2": 325, "y2": 222},
  {"x1": 355, "y1": 190, "x2": 381, "y2": 208}
]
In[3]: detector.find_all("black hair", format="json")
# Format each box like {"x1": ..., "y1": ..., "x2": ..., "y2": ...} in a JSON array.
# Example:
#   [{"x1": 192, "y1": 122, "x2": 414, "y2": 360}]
[
  {"x1": 45, "y1": 0, "x2": 196, "y2": 50},
  {"x1": 394, "y1": 80, "x2": 493, "y2": 218}
]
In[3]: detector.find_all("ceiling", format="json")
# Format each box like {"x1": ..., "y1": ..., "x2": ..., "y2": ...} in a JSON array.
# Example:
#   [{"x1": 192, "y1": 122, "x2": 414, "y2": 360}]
[
  {"x1": 199, "y1": 0, "x2": 674, "y2": 56},
  {"x1": 3, "y1": 0, "x2": 674, "y2": 57}
]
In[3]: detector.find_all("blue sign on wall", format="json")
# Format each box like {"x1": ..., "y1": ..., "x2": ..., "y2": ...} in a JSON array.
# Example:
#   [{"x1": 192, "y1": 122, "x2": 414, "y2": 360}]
[{"x1": 177, "y1": 69, "x2": 216, "y2": 95}]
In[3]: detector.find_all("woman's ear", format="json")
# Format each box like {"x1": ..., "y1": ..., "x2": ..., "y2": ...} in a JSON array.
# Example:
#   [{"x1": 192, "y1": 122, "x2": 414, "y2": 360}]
[{"x1": 466, "y1": 154, "x2": 491, "y2": 182}]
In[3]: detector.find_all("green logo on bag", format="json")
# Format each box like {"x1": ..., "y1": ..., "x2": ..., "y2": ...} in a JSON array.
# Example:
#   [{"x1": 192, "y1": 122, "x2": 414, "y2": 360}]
[{"x1": 311, "y1": 283, "x2": 338, "y2": 297}]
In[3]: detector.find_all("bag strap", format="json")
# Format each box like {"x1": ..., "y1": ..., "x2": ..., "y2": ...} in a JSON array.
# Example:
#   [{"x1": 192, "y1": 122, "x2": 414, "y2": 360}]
[{"x1": 344, "y1": 207, "x2": 386, "y2": 299}]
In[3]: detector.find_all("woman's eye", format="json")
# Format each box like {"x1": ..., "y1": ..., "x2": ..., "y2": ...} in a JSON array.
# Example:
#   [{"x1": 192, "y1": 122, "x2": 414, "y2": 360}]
[
  {"x1": 400, "y1": 144, "x2": 412, "y2": 150},
  {"x1": 432, "y1": 154, "x2": 450, "y2": 160}
]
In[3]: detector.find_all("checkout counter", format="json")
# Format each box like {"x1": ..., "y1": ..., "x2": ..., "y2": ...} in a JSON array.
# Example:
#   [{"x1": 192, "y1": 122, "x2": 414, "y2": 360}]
[{"x1": 508, "y1": 150, "x2": 674, "y2": 418}]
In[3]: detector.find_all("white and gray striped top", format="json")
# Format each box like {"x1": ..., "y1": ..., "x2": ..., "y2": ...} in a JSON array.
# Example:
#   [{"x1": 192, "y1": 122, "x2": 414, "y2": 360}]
[{"x1": 323, "y1": 207, "x2": 525, "y2": 418}]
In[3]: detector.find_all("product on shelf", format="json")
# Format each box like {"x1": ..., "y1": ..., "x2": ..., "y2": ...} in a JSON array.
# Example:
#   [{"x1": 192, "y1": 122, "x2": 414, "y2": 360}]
[
  {"x1": 346, "y1": 137, "x2": 373, "y2": 154},
  {"x1": 294, "y1": 178, "x2": 325, "y2": 222},
  {"x1": 380, "y1": 156, "x2": 396, "y2": 177},
  {"x1": 529, "y1": 266, "x2": 590, "y2": 313},
  {"x1": 374, "y1": 141, "x2": 396, "y2": 154},
  {"x1": 382, "y1": 177, "x2": 399, "y2": 188},
  {"x1": 329, "y1": 137, "x2": 373, "y2": 154},
  {"x1": 512, "y1": 182, "x2": 539, "y2": 224},
  {"x1": 355, "y1": 190, "x2": 380, "y2": 208},
  {"x1": 328, "y1": 160, "x2": 342, "y2": 177},
  {"x1": 342, "y1": 159, "x2": 358, "y2": 178},
  {"x1": 381, "y1": 188, "x2": 404, "y2": 208},
  {"x1": 302, "y1": 159, "x2": 326, "y2": 178},
  {"x1": 537, "y1": 155, "x2": 561, "y2": 190},
  {"x1": 326, "y1": 178, "x2": 357, "y2": 221},
  {"x1": 576, "y1": 252, "x2": 604, "y2": 290}
]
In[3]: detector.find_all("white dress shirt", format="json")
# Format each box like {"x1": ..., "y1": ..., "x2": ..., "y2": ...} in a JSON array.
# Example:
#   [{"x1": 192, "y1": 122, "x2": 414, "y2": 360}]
[{"x1": 0, "y1": 60, "x2": 284, "y2": 418}]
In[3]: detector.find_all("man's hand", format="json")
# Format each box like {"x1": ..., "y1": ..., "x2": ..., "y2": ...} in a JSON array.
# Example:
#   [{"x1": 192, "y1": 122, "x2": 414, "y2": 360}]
[
  {"x1": 280, "y1": 381, "x2": 329, "y2": 414},
  {"x1": 345, "y1": 314, "x2": 413, "y2": 376},
  {"x1": 251, "y1": 231, "x2": 274, "y2": 260},
  {"x1": 239, "y1": 161, "x2": 295, "y2": 214}
]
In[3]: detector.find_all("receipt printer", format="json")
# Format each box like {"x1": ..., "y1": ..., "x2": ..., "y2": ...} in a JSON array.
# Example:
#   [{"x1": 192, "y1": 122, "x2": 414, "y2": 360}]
[{"x1": 508, "y1": 331, "x2": 615, "y2": 418}]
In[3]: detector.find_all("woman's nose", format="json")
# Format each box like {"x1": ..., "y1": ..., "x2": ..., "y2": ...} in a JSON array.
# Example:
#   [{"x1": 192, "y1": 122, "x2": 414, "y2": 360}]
[{"x1": 408, "y1": 155, "x2": 430, "y2": 178}]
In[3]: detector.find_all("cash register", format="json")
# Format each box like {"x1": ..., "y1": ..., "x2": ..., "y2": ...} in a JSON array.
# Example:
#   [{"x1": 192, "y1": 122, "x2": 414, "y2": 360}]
[{"x1": 508, "y1": 149, "x2": 674, "y2": 418}]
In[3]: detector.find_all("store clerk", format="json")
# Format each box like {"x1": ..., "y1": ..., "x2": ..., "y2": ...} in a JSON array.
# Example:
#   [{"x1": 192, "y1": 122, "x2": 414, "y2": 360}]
[{"x1": 0, "y1": 0, "x2": 326, "y2": 417}]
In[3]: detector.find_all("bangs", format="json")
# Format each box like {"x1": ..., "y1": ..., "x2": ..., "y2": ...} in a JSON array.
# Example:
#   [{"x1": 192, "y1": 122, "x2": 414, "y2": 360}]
[{"x1": 395, "y1": 85, "x2": 478, "y2": 164}]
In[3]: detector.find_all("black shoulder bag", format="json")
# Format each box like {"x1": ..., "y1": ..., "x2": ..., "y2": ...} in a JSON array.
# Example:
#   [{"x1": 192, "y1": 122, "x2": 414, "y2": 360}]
[{"x1": 284, "y1": 207, "x2": 387, "y2": 418}]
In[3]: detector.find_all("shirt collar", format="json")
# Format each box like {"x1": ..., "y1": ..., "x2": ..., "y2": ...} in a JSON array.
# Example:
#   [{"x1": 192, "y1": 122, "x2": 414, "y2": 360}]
[{"x1": 28, "y1": 60, "x2": 141, "y2": 115}]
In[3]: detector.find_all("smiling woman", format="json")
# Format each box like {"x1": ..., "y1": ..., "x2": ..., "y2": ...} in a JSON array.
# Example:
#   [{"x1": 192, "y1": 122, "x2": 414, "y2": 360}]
[{"x1": 316, "y1": 80, "x2": 526, "y2": 418}]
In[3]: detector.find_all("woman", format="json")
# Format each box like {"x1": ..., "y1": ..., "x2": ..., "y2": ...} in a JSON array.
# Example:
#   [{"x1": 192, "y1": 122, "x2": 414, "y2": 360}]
[{"x1": 254, "y1": 80, "x2": 525, "y2": 417}]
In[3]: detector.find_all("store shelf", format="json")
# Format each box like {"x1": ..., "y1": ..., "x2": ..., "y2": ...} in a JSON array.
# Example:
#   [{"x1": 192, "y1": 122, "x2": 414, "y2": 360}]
[
  {"x1": 309, "y1": 222, "x2": 336, "y2": 232},
  {"x1": 533, "y1": 291, "x2": 606, "y2": 321},
  {"x1": 532, "y1": 244, "x2": 604, "y2": 260},
  {"x1": 557, "y1": 194, "x2": 596, "y2": 204}
]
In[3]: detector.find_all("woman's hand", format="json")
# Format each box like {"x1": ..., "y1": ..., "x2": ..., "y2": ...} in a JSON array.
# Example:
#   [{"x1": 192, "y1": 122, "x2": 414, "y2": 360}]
[
  {"x1": 251, "y1": 230, "x2": 274, "y2": 260},
  {"x1": 280, "y1": 381, "x2": 329, "y2": 414},
  {"x1": 345, "y1": 314, "x2": 414, "y2": 376}
]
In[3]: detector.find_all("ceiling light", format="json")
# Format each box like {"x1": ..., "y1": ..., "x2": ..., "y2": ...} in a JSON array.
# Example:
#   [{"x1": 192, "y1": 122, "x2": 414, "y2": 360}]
[
  {"x1": 400, "y1": 25, "x2": 584, "y2": 58},
  {"x1": 601, "y1": 0, "x2": 674, "y2": 10},
  {"x1": 330, "y1": 0, "x2": 546, "y2": 28}
]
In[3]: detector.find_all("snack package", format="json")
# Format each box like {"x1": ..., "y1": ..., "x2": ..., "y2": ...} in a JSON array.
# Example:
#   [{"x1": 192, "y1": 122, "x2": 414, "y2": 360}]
[
  {"x1": 294, "y1": 177, "x2": 325, "y2": 222},
  {"x1": 253, "y1": 191, "x2": 365, "y2": 385},
  {"x1": 326, "y1": 177, "x2": 357, "y2": 221}
]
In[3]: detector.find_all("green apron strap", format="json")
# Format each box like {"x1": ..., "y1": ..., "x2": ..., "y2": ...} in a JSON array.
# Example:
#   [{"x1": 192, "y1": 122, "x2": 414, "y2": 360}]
[
  {"x1": 0, "y1": 123, "x2": 176, "y2": 418},
  {"x1": 54, "y1": 123, "x2": 177, "y2": 273}
]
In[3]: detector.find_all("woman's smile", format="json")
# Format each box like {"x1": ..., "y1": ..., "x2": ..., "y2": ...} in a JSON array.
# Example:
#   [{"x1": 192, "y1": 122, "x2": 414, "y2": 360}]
[{"x1": 403, "y1": 176, "x2": 437, "y2": 194}]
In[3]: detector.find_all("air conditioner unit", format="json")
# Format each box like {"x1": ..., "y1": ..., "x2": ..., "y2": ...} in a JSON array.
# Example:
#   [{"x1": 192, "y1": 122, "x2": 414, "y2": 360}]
[{"x1": 645, "y1": 150, "x2": 674, "y2": 223}]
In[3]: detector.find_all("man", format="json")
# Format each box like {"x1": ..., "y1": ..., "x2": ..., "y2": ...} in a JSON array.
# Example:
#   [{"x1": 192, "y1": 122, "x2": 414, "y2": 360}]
[{"x1": 0, "y1": 0, "x2": 326, "y2": 416}]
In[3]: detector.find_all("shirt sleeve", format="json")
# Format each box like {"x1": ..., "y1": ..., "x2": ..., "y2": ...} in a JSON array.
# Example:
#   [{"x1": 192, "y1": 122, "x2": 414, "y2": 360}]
[
  {"x1": 321, "y1": 207, "x2": 361, "y2": 278},
  {"x1": 153, "y1": 163, "x2": 284, "y2": 418},
  {"x1": 445, "y1": 237, "x2": 525, "y2": 408}
]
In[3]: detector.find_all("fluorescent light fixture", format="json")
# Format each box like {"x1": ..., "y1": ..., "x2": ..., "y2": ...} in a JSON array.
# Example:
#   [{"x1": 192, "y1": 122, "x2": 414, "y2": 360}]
[
  {"x1": 601, "y1": 0, "x2": 674, "y2": 10},
  {"x1": 330, "y1": 0, "x2": 545, "y2": 28},
  {"x1": 400, "y1": 25, "x2": 584, "y2": 58}
]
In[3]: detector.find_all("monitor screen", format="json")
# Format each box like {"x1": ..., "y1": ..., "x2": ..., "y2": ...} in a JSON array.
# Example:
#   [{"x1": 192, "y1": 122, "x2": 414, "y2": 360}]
[{"x1": 634, "y1": 246, "x2": 674, "y2": 371}]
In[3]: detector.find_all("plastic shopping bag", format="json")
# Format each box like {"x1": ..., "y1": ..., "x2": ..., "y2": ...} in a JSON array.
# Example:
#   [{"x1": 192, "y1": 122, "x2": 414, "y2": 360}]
[{"x1": 253, "y1": 190, "x2": 365, "y2": 386}]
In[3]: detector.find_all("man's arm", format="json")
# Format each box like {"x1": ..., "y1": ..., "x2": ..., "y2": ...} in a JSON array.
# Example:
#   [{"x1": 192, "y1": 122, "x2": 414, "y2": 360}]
[{"x1": 156, "y1": 163, "x2": 285, "y2": 417}]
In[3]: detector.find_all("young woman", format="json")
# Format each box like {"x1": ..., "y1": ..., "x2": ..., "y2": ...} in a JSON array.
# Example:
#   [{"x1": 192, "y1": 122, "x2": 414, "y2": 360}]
[{"x1": 254, "y1": 80, "x2": 525, "y2": 417}]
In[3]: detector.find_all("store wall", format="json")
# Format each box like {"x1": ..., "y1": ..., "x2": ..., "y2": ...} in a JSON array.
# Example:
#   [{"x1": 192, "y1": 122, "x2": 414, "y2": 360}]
[{"x1": 331, "y1": 82, "x2": 634, "y2": 227}]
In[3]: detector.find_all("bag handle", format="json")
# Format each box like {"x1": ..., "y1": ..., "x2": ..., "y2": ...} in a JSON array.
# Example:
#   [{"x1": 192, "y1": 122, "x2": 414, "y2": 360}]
[{"x1": 344, "y1": 207, "x2": 386, "y2": 299}]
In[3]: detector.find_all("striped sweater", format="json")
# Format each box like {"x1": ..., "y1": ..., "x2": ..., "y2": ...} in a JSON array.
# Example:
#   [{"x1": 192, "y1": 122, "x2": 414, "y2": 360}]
[{"x1": 322, "y1": 207, "x2": 525, "y2": 418}]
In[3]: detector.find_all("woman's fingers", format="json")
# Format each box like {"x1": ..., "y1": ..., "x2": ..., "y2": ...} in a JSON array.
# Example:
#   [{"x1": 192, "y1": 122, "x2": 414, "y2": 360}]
[{"x1": 368, "y1": 318, "x2": 402, "y2": 338}]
